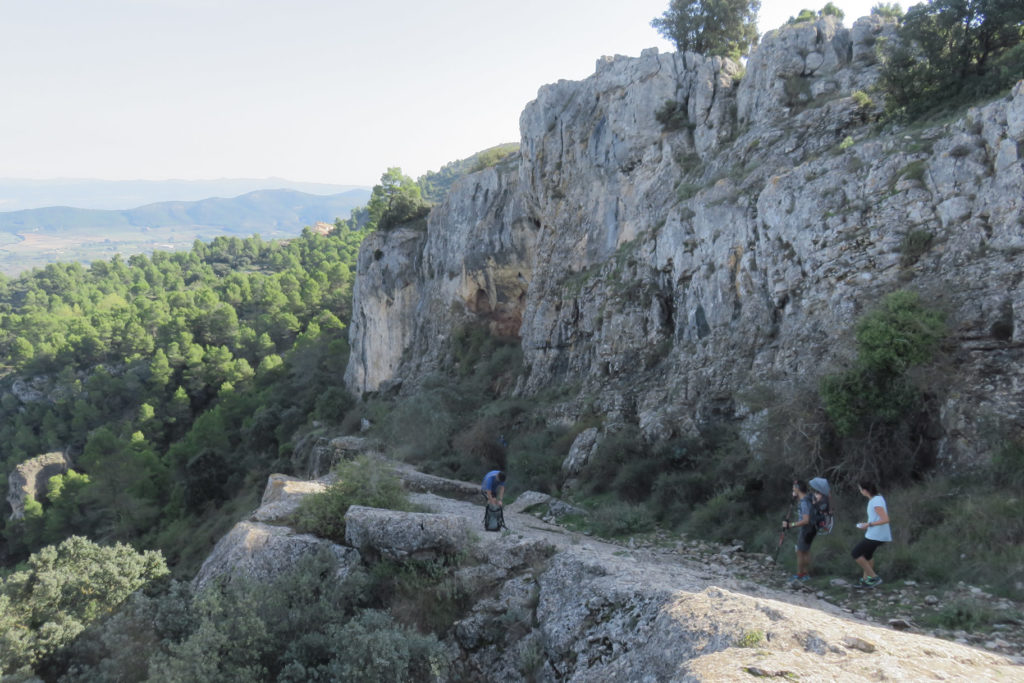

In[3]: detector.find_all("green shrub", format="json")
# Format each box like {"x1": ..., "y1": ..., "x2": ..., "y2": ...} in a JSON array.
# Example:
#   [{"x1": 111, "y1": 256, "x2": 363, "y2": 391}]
[
  {"x1": 683, "y1": 485, "x2": 753, "y2": 543},
  {"x1": 899, "y1": 229, "x2": 934, "y2": 266},
  {"x1": 852, "y1": 90, "x2": 873, "y2": 108},
  {"x1": 381, "y1": 389, "x2": 456, "y2": 463},
  {"x1": 923, "y1": 598, "x2": 1001, "y2": 631},
  {"x1": 575, "y1": 425, "x2": 645, "y2": 497},
  {"x1": 507, "y1": 427, "x2": 568, "y2": 494},
  {"x1": 821, "y1": 290, "x2": 945, "y2": 451},
  {"x1": 587, "y1": 501, "x2": 655, "y2": 537},
  {"x1": 518, "y1": 636, "x2": 546, "y2": 680},
  {"x1": 677, "y1": 183, "x2": 702, "y2": 202},
  {"x1": 655, "y1": 100, "x2": 690, "y2": 132},
  {"x1": 67, "y1": 550, "x2": 448, "y2": 682},
  {"x1": 737, "y1": 629, "x2": 765, "y2": 647},
  {"x1": 991, "y1": 440, "x2": 1024, "y2": 489},
  {"x1": 469, "y1": 143, "x2": 520, "y2": 173},
  {"x1": 318, "y1": 609, "x2": 448, "y2": 682},
  {"x1": 367, "y1": 557, "x2": 473, "y2": 635},
  {"x1": 292, "y1": 456, "x2": 413, "y2": 542},
  {"x1": 839, "y1": 136, "x2": 855, "y2": 150},
  {"x1": 871, "y1": 3, "x2": 903, "y2": 20},
  {"x1": 313, "y1": 386, "x2": 356, "y2": 423},
  {"x1": 0, "y1": 536, "x2": 169, "y2": 677},
  {"x1": 787, "y1": 9, "x2": 817, "y2": 24}
]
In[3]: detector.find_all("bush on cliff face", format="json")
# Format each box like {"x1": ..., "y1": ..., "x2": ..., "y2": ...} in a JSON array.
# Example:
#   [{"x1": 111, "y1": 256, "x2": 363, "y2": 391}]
[{"x1": 819, "y1": 290, "x2": 946, "y2": 482}]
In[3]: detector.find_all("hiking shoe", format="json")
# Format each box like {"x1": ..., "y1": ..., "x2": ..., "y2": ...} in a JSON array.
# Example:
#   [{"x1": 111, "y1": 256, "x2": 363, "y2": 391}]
[
  {"x1": 791, "y1": 574, "x2": 809, "y2": 582},
  {"x1": 864, "y1": 576, "x2": 883, "y2": 587}
]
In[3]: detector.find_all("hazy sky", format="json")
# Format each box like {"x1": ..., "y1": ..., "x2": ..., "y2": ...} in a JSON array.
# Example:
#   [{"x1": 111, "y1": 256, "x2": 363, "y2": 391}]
[{"x1": 1, "y1": 0, "x2": 882, "y2": 187}]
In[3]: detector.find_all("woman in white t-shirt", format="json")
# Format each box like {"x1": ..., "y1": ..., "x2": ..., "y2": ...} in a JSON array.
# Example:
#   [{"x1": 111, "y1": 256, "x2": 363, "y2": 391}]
[{"x1": 851, "y1": 481, "x2": 891, "y2": 587}]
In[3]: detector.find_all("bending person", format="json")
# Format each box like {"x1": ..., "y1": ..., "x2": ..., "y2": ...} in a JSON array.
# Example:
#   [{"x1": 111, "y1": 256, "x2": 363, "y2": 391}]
[{"x1": 481, "y1": 469, "x2": 506, "y2": 507}]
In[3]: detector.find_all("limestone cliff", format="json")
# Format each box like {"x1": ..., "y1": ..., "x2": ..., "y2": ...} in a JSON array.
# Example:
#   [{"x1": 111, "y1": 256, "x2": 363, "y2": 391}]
[{"x1": 346, "y1": 14, "x2": 1024, "y2": 467}]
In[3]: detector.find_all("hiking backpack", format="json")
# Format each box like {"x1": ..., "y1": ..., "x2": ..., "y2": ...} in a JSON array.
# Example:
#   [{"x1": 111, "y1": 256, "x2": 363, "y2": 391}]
[
  {"x1": 483, "y1": 503, "x2": 506, "y2": 532},
  {"x1": 811, "y1": 494, "x2": 834, "y2": 535}
]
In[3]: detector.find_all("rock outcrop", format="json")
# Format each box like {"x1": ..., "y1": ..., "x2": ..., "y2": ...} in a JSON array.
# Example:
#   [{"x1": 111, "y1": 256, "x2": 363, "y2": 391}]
[
  {"x1": 6, "y1": 451, "x2": 72, "y2": 520},
  {"x1": 192, "y1": 520, "x2": 360, "y2": 592},
  {"x1": 193, "y1": 471, "x2": 360, "y2": 591},
  {"x1": 344, "y1": 505, "x2": 471, "y2": 560},
  {"x1": 197, "y1": 469, "x2": 1020, "y2": 680},
  {"x1": 345, "y1": 13, "x2": 1024, "y2": 465},
  {"x1": 251, "y1": 473, "x2": 331, "y2": 523}
]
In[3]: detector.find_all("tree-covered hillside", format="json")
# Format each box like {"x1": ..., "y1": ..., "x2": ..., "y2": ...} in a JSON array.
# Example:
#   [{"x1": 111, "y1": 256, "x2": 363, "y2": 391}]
[{"x1": 0, "y1": 226, "x2": 364, "y2": 571}]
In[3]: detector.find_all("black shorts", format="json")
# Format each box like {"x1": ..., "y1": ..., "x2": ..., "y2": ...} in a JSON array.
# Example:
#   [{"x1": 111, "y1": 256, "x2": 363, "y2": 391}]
[
  {"x1": 851, "y1": 538, "x2": 885, "y2": 560},
  {"x1": 796, "y1": 526, "x2": 817, "y2": 551}
]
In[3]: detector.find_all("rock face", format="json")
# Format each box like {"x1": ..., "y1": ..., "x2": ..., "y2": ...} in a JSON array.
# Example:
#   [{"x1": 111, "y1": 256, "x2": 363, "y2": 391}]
[
  {"x1": 193, "y1": 471, "x2": 360, "y2": 591},
  {"x1": 345, "y1": 14, "x2": 1024, "y2": 465},
  {"x1": 6, "y1": 452, "x2": 72, "y2": 520},
  {"x1": 192, "y1": 520, "x2": 360, "y2": 592}
]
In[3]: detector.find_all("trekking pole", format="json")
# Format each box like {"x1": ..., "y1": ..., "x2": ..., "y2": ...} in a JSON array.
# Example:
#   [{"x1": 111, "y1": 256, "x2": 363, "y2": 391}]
[{"x1": 773, "y1": 498, "x2": 795, "y2": 563}]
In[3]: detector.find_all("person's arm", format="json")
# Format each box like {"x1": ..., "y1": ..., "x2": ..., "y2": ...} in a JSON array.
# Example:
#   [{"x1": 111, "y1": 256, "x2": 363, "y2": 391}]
[
  {"x1": 870, "y1": 505, "x2": 889, "y2": 526},
  {"x1": 496, "y1": 485, "x2": 504, "y2": 505},
  {"x1": 784, "y1": 509, "x2": 810, "y2": 529},
  {"x1": 858, "y1": 505, "x2": 889, "y2": 529}
]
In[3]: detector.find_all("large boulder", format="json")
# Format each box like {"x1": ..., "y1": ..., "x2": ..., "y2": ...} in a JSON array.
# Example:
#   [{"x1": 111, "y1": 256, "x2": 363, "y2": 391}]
[
  {"x1": 344, "y1": 505, "x2": 471, "y2": 560},
  {"x1": 192, "y1": 520, "x2": 359, "y2": 592}
]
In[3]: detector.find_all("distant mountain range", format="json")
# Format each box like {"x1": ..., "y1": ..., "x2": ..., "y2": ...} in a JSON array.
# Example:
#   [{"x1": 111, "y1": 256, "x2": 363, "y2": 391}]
[
  {"x1": 0, "y1": 188, "x2": 372, "y2": 234},
  {"x1": 0, "y1": 186, "x2": 373, "y2": 276},
  {"x1": 0, "y1": 178, "x2": 369, "y2": 212}
]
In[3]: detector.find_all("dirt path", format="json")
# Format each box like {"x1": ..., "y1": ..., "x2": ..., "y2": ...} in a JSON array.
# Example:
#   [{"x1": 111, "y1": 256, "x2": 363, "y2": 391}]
[
  {"x1": 411, "y1": 490, "x2": 835, "y2": 611},
  {"x1": 407, "y1": 482, "x2": 1023, "y2": 663}
]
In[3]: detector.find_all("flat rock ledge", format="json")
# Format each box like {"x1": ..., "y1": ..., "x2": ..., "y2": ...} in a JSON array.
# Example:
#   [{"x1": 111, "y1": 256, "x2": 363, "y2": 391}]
[
  {"x1": 251, "y1": 473, "x2": 333, "y2": 523},
  {"x1": 389, "y1": 461, "x2": 483, "y2": 501}
]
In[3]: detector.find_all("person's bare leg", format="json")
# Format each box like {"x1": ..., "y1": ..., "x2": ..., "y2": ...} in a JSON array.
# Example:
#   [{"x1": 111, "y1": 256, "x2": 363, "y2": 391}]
[
  {"x1": 855, "y1": 555, "x2": 876, "y2": 578},
  {"x1": 797, "y1": 550, "x2": 811, "y2": 576}
]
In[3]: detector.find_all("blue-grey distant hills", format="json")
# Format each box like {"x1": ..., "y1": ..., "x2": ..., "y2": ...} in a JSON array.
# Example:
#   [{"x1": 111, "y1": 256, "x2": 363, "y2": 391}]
[
  {"x1": 0, "y1": 187, "x2": 373, "y2": 276},
  {"x1": 0, "y1": 178, "x2": 369, "y2": 212},
  {"x1": 0, "y1": 188, "x2": 372, "y2": 234}
]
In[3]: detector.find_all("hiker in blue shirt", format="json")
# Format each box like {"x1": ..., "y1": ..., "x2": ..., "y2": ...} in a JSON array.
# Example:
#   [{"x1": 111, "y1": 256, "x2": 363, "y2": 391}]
[
  {"x1": 782, "y1": 480, "x2": 816, "y2": 581},
  {"x1": 481, "y1": 470, "x2": 506, "y2": 507}
]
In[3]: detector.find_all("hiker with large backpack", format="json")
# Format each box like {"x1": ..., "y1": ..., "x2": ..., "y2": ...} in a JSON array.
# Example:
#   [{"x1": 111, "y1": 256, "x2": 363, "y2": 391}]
[
  {"x1": 808, "y1": 477, "x2": 834, "y2": 536},
  {"x1": 852, "y1": 480, "x2": 891, "y2": 587},
  {"x1": 782, "y1": 480, "x2": 817, "y2": 581},
  {"x1": 480, "y1": 470, "x2": 507, "y2": 532}
]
